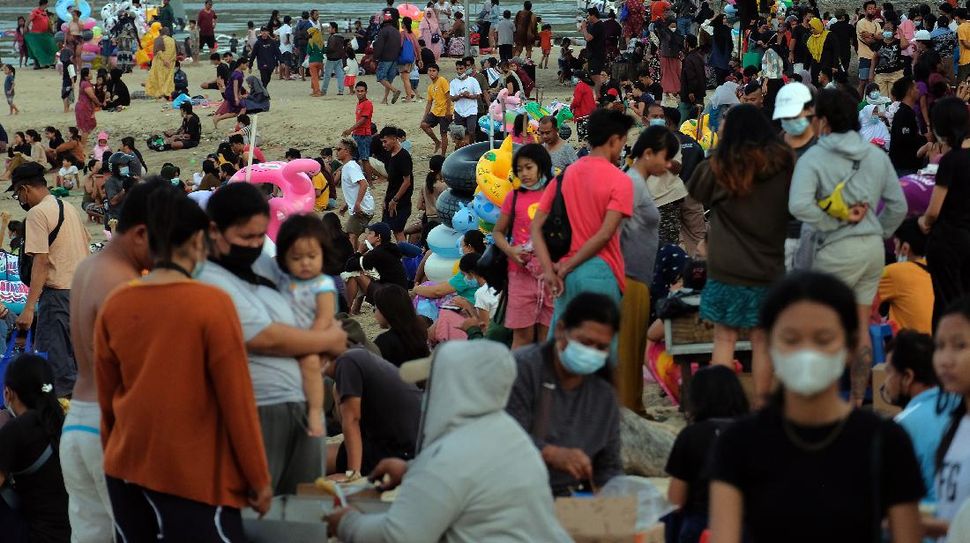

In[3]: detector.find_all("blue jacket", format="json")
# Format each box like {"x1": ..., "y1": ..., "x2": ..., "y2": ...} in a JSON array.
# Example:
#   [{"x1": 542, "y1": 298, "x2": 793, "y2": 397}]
[{"x1": 894, "y1": 387, "x2": 955, "y2": 503}]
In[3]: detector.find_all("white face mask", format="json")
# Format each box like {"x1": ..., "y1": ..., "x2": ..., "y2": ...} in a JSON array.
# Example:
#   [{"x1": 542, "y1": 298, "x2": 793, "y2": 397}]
[{"x1": 770, "y1": 348, "x2": 846, "y2": 396}]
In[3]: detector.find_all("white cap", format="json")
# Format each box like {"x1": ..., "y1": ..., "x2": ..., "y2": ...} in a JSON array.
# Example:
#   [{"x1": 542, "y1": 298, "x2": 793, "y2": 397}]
[
  {"x1": 772, "y1": 82, "x2": 813, "y2": 120},
  {"x1": 914, "y1": 29, "x2": 932, "y2": 41}
]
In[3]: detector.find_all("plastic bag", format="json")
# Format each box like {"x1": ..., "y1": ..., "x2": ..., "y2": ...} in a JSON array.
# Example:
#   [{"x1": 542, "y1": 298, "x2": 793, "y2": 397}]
[{"x1": 598, "y1": 476, "x2": 675, "y2": 532}]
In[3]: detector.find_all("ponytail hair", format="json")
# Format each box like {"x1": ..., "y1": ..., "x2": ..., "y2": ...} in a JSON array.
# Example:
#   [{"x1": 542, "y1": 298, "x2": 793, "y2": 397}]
[
  {"x1": 4, "y1": 354, "x2": 65, "y2": 448},
  {"x1": 145, "y1": 182, "x2": 210, "y2": 262}
]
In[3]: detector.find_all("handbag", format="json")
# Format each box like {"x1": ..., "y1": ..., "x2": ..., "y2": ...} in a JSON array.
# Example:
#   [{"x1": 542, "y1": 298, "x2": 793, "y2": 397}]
[
  {"x1": 18, "y1": 199, "x2": 63, "y2": 287},
  {"x1": 477, "y1": 190, "x2": 517, "y2": 293},
  {"x1": 541, "y1": 172, "x2": 571, "y2": 262}
]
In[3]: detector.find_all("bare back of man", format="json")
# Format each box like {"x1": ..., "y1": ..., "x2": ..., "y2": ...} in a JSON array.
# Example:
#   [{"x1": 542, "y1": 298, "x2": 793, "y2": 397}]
[{"x1": 69, "y1": 249, "x2": 142, "y2": 402}]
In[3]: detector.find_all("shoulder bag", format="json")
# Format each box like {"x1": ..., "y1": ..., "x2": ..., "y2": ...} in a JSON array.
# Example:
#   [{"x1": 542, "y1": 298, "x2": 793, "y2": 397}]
[{"x1": 541, "y1": 172, "x2": 571, "y2": 262}]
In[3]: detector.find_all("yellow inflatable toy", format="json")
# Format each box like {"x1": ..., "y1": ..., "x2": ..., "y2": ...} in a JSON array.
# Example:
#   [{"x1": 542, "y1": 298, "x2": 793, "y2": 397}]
[
  {"x1": 133, "y1": 22, "x2": 161, "y2": 68},
  {"x1": 679, "y1": 114, "x2": 718, "y2": 152},
  {"x1": 475, "y1": 137, "x2": 517, "y2": 206}
]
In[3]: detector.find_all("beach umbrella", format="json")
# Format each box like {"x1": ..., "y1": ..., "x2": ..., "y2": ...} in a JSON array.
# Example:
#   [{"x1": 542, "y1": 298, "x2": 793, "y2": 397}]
[{"x1": 398, "y1": 3, "x2": 421, "y2": 19}]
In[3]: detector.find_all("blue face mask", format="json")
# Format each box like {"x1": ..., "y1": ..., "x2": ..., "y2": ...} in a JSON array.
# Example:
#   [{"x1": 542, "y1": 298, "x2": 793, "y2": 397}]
[
  {"x1": 463, "y1": 274, "x2": 479, "y2": 289},
  {"x1": 521, "y1": 176, "x2": 548, "y2": 191},
  {"x1": 781, "y1": 117, "x2": 810, "y2": 136},
  {"x1": 883, "y1": 30, "x2": 893, "y2": 39},
  {"x1": 191, "y1": 259, "x2": 206, "y2": 279},
  {"x1": 559, "y1": 340, "x2": 608, "y2": 375},
  {"x1": 648, "y1": 118, "x2": 666, "y2": 127}
]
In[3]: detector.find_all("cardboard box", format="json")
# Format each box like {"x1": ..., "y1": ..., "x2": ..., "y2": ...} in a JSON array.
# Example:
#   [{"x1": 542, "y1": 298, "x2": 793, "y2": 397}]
[
  {"x1": 555, "y1": 496, "x2": 639, "y2": 542},
  {"x1": 872, "y1": 363, "x2": 902, "y2": 417}
]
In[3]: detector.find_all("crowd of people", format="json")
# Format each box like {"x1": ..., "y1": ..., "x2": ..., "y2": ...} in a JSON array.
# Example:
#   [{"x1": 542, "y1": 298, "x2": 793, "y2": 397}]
[{"x1": 3, "y1": 0, "x2": 970, "y2": 542}]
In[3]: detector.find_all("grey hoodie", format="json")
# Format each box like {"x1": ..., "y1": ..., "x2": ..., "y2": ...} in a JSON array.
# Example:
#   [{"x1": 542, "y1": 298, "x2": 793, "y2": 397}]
[
  {"x1": 337, "y1": 341, "x2": 571, "y2": 543},
  {"x1": 789, "y1": 130, "x2": 906, "y2": 248}
]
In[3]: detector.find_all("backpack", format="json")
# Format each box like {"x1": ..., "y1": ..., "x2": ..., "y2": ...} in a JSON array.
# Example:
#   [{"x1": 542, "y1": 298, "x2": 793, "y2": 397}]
[
  {"x1": 541, "y1": 172, "x2": 571, "y2": 262},
  {"x1": 398, "y1": 35, "x2": 416, "y2": 64}
]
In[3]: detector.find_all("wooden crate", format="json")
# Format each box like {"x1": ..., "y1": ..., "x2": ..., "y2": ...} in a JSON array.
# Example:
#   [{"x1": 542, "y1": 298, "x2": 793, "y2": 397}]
[{"x1": 668, "y1": 314, "x2": 751, "y2": 346}]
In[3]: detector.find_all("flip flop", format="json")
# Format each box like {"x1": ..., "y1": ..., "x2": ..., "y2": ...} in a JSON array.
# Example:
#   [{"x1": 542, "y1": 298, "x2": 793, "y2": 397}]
[{"x1": 391, "y1": 90, "x2": 401, "y2": 104}]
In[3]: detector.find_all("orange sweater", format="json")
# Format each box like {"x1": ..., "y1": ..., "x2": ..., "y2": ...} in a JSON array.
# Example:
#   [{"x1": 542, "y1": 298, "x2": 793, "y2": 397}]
[{"x1": 95, "y1": 281, "x2": 270, "y2": 508}]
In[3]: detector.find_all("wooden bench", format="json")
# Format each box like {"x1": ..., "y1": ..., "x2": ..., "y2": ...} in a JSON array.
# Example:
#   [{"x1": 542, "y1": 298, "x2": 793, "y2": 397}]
[{"x1": 664, "y1": 315, "x2": 752, "y2": 410}]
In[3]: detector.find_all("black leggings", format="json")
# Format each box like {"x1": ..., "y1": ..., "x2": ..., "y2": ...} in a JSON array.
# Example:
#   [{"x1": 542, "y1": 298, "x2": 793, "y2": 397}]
[
  {"x1": 259, "y1": 67, "x2": 274, "y2": 88},
  {"x1": 927, "y1": 224, "x2": 970, "y2": 329},
  {"x1": 106, "y1": 476, "x2": 245, "y2": 542}
]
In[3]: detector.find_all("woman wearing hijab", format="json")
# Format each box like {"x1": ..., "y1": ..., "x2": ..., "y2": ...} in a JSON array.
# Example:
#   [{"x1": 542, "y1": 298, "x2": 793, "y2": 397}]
[
  {"x1": 242, "y1": 74, "x2": 270, "y2": 113},
  {"x1": 420, "y1": 3, "x2": 443, "y2": 59},
  {"x1": 104, "y1": 68, "x2": 131, "y2": 110},
  {"x1": 806, "y1": 17, "x2": 839, "y2": 85},
  {"x1": 145, "y1": 27, "x2": 177, "y2": 98}
]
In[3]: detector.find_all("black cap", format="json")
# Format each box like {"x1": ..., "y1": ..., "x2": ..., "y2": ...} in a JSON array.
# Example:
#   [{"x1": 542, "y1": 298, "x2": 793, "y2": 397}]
[{"x1": 7, "y1": 162, "x2": 45, "y2": 192}]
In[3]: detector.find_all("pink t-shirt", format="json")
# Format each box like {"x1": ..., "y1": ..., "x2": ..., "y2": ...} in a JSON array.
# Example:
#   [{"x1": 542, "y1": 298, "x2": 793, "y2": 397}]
[
  {"x1": 538, "y1": 155, "x2": 633, "y2": 291},
  {"x1": 500, "y1": 187, "x2": 544, "y2": 272}
]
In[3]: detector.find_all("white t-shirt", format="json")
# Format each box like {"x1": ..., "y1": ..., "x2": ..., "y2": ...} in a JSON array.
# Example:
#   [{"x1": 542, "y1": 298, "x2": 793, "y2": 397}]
[
  {"x1": 937, "y1": 415, "x2": 970, "y2": 526},
  {"x1": 278, "y1": 24, "x2": 293, "y2": 53},
  {"x1": 475, "y1": 285, "x2": 498, "y2": 316},
  {"x1": 449, "y1": 75, "x2": 482, "y2": 118},
  {"x1": 341, "y1": 160, "x2": 374, "y2": 215}
]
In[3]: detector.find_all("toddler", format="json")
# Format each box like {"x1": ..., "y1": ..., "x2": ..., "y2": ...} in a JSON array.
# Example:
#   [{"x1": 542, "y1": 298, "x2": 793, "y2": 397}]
[
  {"x1": 92, "y1": 131, "x2": 112, "y2": 161},
  {"x1": 4, "y1": 65, "x2": 18, "y2": 115},
  {"x1": 275, "y1": 214, "x2": 338, "y2": 437},
  {"x1": 539, "y1": 24, "x2": 552, "y2": 69},
  {"x1": 57, "y1": 157, "x2": 80, "y2": 190}
]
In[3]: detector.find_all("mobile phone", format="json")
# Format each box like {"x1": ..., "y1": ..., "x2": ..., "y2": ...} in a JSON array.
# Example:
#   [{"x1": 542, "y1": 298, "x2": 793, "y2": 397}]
[{"x1": 365, "y1": 240, "x2": 374, "y2": 251}]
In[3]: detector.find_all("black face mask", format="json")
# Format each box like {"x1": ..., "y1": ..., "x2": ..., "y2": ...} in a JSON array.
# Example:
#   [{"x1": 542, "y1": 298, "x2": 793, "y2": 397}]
[{"x1": 215, "y1": 242, "x2": 263, "y2": 271}]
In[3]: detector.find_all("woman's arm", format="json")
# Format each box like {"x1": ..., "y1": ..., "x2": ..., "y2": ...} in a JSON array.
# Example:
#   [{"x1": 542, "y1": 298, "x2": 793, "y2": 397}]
[
  {"x1": 918, "y1": 185, "x2": 948, "y2": 233},
  {"x1": 247, "y1": 322, "x2": 347, "y2": 358},
  {"x1": 491, "y1": 210, "x2": 524, "y2": 264},
  {"x1": 84, "y1": 83, "x2": 100, "y2": 106},
  {"x1": 530, "y1": 208, "x2": 563, "y2": 295},
  {"x1": 708, "y1": 481, "x2": 744, "y2": 543},
  {"x1": 413, "y1": 281, "x2": 456, "y2": 298}
]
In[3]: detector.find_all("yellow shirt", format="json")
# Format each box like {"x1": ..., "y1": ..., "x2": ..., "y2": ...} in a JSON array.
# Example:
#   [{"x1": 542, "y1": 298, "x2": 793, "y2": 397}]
[
  {"x1": 855, "y1": 18, "x2": 882, "y2": 60},
  {"x1": 312, "y1": 172, "x2": 330, "y2": 212},
  {"x1": 959, "y1": 22, "x2": 970, "y2": 66},
  {"x1": 877, "y1": 259, "x2": 933, "y2": 334},
  {"x1": 427, "y1": 76, "x2": 453, "y2": 117}
]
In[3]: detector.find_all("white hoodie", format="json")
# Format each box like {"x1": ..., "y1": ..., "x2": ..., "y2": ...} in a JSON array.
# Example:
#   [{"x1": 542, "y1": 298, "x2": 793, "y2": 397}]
[{"x1": 337, "y1": 340, "x2": 571, "y2": 543}]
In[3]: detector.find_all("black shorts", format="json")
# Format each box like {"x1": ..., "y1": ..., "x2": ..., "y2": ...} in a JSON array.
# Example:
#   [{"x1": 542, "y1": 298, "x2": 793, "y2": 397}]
[
  {"x1": 453, "y1": 113, "x2": 478, "y2": 137},
  {"x1": 422, "y1": 113, "x2": 452, "y2": 134},
  {"x1": 199, "y1": 34, "x2": 216, "y2": 50},
  {"x1": 382, "y1": 200, "x2": 412, "y2": 233},
  {"x1": 281, "y1": 51, "x2": 294, "y2": 67},
  {"x1": 181, "y1": 140, "x2": 199, "y2": 149}
]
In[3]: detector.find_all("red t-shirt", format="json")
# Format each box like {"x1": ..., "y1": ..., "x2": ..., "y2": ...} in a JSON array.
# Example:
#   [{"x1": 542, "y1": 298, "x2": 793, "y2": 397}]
[
  {"x1": 354, "y1": 99, "x2": 373, "y2": 136},
  {"x1": 243, "y1": 145, "x2": 265, "y2": 163},
  {"x1": 500, "y1": 188, "x2": 544, "y2": 272},
  {"x1": 30, "y1": 8, "x2": 49, "y2": 33},
  {"x1": 651, "y1": 0, "x2": 671, "y2": 21},
  {"x1": 538, "y1": 156, "x2": 633, "y2": 290},
  {"x1": 197, "y1": 8, "x2": 217, "y2": 35}
]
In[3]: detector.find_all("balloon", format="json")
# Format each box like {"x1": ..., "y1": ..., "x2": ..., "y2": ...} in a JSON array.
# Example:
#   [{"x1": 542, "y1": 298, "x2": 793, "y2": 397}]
[
  {"x1": 81, "y1": 30, "x2": 94, "y2": 41},
  {"x1": 475, "y1": 137, "x2": 517, "y2": 206},
  {"x1": 61, "y1": 22, "x2": 69, "y2": 32},
  {"x1": 56, "y1": 0, "x2": 92, "y2": 23},
  {"x1": 228, "y1": 160, "x2": 319, "y2": 241},
  {"x1": 81, "y1": 42, "x2": 100, "y2": 53},
  {"x1": 679, "y1": 116, "x2": 718, "y2": 152},
  {"x1": 92, "y1": 26, "x2": 102, "y2": 35},
  {"x1": 471, "y1": 192, "x2": 501, "y2": 224},
  {"x1": 398, "y1": 3, "x2": 421, "y2": 19},
  {"x1": 82, "y1": 18, "x2": 97, "y2": 30},
  {"x1": 426, "y1": 224, "x2": 464, "y2": 259},
  {"x1": 451, "y1": 204, "x2": 478, "y2": 233},
  {"x1": 80, "y1": 52, "x2": 96, "y2": 62}
]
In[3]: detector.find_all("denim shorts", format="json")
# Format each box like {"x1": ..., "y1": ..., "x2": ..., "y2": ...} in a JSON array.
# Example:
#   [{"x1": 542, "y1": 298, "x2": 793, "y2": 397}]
[
  {"x1": 376, "y1": 60, "x2": 397, "y2": 82},
  {"x1": 858, "y1": 57, "x2": 872, "y2": 80},
  {"x1": 352, "y1": 134, "x2": 372, "y2": 160}
]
